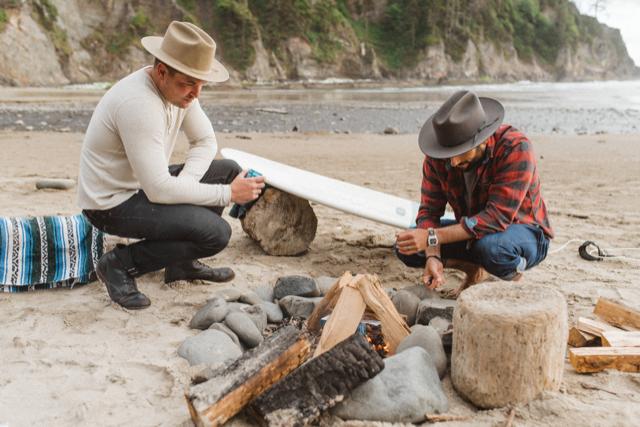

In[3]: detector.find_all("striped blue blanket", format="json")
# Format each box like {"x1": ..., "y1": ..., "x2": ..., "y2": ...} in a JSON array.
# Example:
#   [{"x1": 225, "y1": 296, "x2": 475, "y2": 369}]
[{"x1": 0, "y1": 214, "x2": 104, "y2": 292}]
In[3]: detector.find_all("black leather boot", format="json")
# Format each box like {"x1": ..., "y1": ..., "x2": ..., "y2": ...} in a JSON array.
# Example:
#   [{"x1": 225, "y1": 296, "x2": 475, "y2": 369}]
[
  {"x1": 164, "y1": 260, "x2": 235, "y2": 284},
  {"x1": 96, "y1": 251, "x2": 151, "y2": 310}
]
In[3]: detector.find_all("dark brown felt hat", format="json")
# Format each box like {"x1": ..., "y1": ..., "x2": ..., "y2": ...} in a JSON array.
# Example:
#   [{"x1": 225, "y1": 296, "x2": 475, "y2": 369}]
[{"x1": 419, "y1": 90, "x2": 504, "y2": 159}]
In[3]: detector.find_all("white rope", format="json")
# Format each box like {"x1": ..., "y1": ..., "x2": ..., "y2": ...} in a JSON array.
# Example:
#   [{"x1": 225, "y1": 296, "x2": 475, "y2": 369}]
[
  {"x1": 548, "y1": 238, "x2": 583, "y2": 255},
  {"x1": 548, "y1": 239, "x2": 640, "y2": 261}
]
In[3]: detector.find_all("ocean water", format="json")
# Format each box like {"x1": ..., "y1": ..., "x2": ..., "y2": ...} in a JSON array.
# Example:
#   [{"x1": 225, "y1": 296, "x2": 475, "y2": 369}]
[{"x1": 1, "y1": 79, "x2": 638, "y2": 134}]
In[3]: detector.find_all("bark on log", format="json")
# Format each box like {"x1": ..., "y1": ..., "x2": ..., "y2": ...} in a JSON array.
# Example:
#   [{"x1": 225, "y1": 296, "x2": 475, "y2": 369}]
[
  {"x1": 186, "y1": 326, "x2": 311, "y2": 427},
  {"x1": 241, "y1": 187, "x2": 317, "y2": 256},
  {"x1": 249, "y1": 333, "x2": 384, "y2": 426},
  {"x1": 451, "y1": 282, "x2": 567, "y2": 409}
]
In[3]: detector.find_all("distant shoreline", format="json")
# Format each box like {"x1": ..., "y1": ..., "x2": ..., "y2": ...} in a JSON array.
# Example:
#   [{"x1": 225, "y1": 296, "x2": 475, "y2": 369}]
[{"x1": 0, "y1": 80, "x2": 638, "y2": 135}]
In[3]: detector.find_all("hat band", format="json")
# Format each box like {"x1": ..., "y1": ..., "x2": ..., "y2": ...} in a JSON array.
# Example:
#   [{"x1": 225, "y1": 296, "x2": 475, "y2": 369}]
[{"x1": 470, "y1": 115, "x2": 501, "y2": 146}]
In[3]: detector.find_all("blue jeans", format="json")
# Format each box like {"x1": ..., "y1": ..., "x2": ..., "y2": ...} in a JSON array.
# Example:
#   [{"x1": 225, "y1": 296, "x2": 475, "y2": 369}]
[{"x1": 395, "y1": 220, "x2": 550, "y2": 280}]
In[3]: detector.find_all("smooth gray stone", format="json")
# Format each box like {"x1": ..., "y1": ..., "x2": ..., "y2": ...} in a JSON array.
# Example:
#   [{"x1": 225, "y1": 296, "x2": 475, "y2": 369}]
[
  {"x1": 258, "y1": 301, "x2": 284, "y2": 323},
  {"x1": 208, "y1": 322, "x2": 241, "y2": 347},
  {"x1": 253, "y1": 284, "x2": 275, "y2": 302},
  {"x1": 238, "y1": 290, "x2": 263, "y2": 305},
  {"x1": 225, "y1": 312, "x2": 264, "y2": 348},
  {"x1": 391, "y1": 290, "x2": 420, "y2": 326},
  {"x1": 315, "y1": 276, "x2": 338, "y2": 296},
  {"x1": 429, "y1": 316, "x2": 452, "y2": 335},
  {"x1": 189, "y1": 297, "x2": 229, "y2": 330},
  {"x1": 227, "y1": 302, "x2": 252, "y2": 313},
  {"x1": 273, "y1": 275, "x2": 320, "y2": 299},
  {"x1": 416, "y1": 298, "x2": 457, "y2": 324},
  {"x1": 278, "y1": 295, "x2": 316, "y2": 319},
  {"x1": 404, "y1": 284, "x2": 441, "y2": 301},
  {"x1": 177, "y1": 330, "x2": 241, "y2": 366},
  {"x1": 212, "y1": 287, "x2": 244, "y2": 302},
  {"x1": 241, "y1": 304, "x2": 268, "y2": 332},
  {"x1": 386, "y1": 287, "x2": 398, "y2": 300},
  {"x1": 398, "y1": 325, "x2": 447, "y2": 379},
  {"x1": 333, "y1": 347, "x2": 448, "y2": 422},
  {"x1": 429, "y1": 316, "x2": 453, "y2": 353}
]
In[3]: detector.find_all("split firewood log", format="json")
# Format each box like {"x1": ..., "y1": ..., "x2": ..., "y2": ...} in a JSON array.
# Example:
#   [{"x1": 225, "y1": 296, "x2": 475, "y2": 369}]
[
  {"x1": 186, "y1": 326, "x2": 311, "y2": 427},
  {"x1": 249, "y1": 332, "x2": 384, "y2": 426}
]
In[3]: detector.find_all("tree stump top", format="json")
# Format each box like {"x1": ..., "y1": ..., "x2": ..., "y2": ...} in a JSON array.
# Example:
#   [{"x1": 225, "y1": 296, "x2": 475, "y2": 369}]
[{"x1": 457, "y1": 282, "x2": 565, "y2": 319}]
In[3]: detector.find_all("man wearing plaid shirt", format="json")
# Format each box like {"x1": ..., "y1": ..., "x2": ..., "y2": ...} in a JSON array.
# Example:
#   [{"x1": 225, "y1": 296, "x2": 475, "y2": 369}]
[{"x1": 395, "y1": 91, "x2": 553, "y2": 297}]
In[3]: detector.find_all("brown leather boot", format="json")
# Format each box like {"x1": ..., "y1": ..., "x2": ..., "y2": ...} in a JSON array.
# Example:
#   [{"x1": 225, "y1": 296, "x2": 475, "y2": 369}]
[{"x1": 164, "y1": 260, "x2": 235, "y2": 284}]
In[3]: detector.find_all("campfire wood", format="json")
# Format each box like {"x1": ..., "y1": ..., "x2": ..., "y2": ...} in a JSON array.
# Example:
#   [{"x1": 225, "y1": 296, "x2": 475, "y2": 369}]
[
  {"x1": 593, "y1": 297, "x2": 640, "y2": 331},
  {"x1": 249, "y1": 332, "x2": 384, "y2": 426},
  {"x1": 568, "y1": 327, "x2": 600, "y2": 348},
  {"x1": 306, "y1": 272, "x2": 352, "y2": 333},
  {"x1": 309, "y1": 273, "x2": 410, "y2": 357},
  {"x1": 186, "y1": 326, "x2": 311, "y2": 427}
]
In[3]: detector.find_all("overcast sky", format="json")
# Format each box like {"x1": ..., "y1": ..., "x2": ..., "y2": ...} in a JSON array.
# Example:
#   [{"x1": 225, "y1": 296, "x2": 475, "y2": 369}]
[{"x1": 572, "y1": 0, "x2": 640, "y2": 66}]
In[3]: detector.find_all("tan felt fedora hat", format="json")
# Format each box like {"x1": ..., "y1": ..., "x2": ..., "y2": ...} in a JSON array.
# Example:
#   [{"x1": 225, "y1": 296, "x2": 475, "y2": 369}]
[
  {"x1": 419, "y1": 90, "x2": 504, "y2": 159},
  {"x1": 141, "y1": 21, "x2": 229, "y2": 83}
]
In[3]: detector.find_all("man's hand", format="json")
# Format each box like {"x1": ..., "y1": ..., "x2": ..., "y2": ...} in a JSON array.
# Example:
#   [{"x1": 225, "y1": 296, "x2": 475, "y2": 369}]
[
  {"x1": 423, "y1": 256, "x2": 445, "y2": 289},
  {"x1": 230, "y1": 169, "x2": 266, "y2": 204},
  {"x1": 395, "y1": 229, "x2": 429, "y2": 255}
]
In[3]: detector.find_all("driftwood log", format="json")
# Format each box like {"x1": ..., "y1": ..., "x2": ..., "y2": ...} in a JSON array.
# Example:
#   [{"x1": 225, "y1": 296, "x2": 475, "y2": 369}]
[
  {"x1": 451, "y1": 282, "x2": 567, "y2": 408},
  {"x1": 249, "y1": 333, "x2": 384, "y2": 426},
  {"x1": 186, "y1": 326, "x2": 311, "y2": 427},
  {"x1": 241, "y1": 187, "x2": 317, "y2": 256},
  {"x1": 35, "y1": 178, "x2": 75, "y2": 190}
]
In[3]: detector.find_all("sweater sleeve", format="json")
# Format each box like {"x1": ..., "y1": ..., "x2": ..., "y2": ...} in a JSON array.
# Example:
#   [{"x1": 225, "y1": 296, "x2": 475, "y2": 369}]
[
  {"x1": 115, "y1": 97, "x2": 231, "y2": 206},
  {"x1": 179, "y1": 99, "x2": 218, "y2": 180}
]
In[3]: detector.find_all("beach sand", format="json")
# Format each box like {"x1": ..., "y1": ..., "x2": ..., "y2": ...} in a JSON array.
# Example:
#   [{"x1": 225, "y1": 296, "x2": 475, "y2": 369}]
[{"x1": 1, "y1": 130, "x2": 639, "y2": 426}]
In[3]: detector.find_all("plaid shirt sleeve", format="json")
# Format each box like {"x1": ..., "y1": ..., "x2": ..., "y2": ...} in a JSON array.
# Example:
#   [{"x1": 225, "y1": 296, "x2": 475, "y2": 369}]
[
  {"x1": 461, "y1": 138, "x2": 535, "y2": 239},
  {"x1": 415, "y1": 157, "x2": 447, "y2": 229}
]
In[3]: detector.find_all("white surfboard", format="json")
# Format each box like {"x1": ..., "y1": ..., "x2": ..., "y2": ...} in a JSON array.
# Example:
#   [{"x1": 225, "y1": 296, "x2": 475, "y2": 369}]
[{"x1": 221, "y1": 148, "x2": 453, "y2": 229}]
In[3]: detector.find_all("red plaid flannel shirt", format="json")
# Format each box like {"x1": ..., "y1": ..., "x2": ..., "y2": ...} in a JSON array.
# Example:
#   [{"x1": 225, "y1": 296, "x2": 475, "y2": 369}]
[{"x1": 416, "y1": 124, "x2": 553, "y2": 239}]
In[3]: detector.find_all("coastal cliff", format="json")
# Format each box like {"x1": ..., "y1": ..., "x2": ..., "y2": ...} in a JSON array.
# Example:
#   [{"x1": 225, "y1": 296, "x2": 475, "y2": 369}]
[{"x1": 0, "y1": 0, "x2": 636, "y2": 86}]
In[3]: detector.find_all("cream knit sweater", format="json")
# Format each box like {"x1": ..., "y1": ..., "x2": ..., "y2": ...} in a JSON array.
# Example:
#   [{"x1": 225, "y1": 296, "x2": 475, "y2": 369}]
[{"x1": 77, "y1": 67, "x2": 230, "y2": 210}]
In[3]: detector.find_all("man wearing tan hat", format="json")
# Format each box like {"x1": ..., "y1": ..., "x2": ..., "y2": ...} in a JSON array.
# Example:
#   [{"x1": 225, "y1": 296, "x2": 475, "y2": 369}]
[
  {"x1": 78, "y1": 21, "x2": 265, "y2": 309},
  {"x1": 395, "y1": 91, "x2": 553, "y2": 297}
]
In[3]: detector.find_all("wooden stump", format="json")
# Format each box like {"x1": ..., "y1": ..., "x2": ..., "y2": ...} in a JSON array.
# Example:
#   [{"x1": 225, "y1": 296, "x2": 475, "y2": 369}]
[
  {"x1": 451, "y1": 282, "x2": 567, "y2": 409},
  {"x1": 241, "y1": 188, "x2": 317, "y2": 256}
]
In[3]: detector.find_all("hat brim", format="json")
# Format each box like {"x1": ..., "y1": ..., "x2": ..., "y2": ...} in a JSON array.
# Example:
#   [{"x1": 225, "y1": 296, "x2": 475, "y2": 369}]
[
  {"x1": 141, "y1": 36, "x2": 230, "y2": 83},
  {"x1": 418, "y1": 97, "x2": 505, "y2": 159}
]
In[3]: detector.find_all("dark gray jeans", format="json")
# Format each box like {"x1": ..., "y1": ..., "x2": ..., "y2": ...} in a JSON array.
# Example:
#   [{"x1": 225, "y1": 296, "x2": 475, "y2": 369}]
[{"x1": 83, "y1": 159, "x2": 241, "y2": 276}]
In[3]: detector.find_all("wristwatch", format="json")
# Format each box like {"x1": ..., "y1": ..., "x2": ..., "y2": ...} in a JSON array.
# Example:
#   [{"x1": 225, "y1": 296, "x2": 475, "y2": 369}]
[{"x1": 427, "y1": 228, "x2": 439, "y2": 247}]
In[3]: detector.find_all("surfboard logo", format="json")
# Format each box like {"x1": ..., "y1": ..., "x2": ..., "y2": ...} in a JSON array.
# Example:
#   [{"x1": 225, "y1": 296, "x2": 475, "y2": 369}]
[{"x1": 396, "y1": 207, "x2": 406, "y2": 216}]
